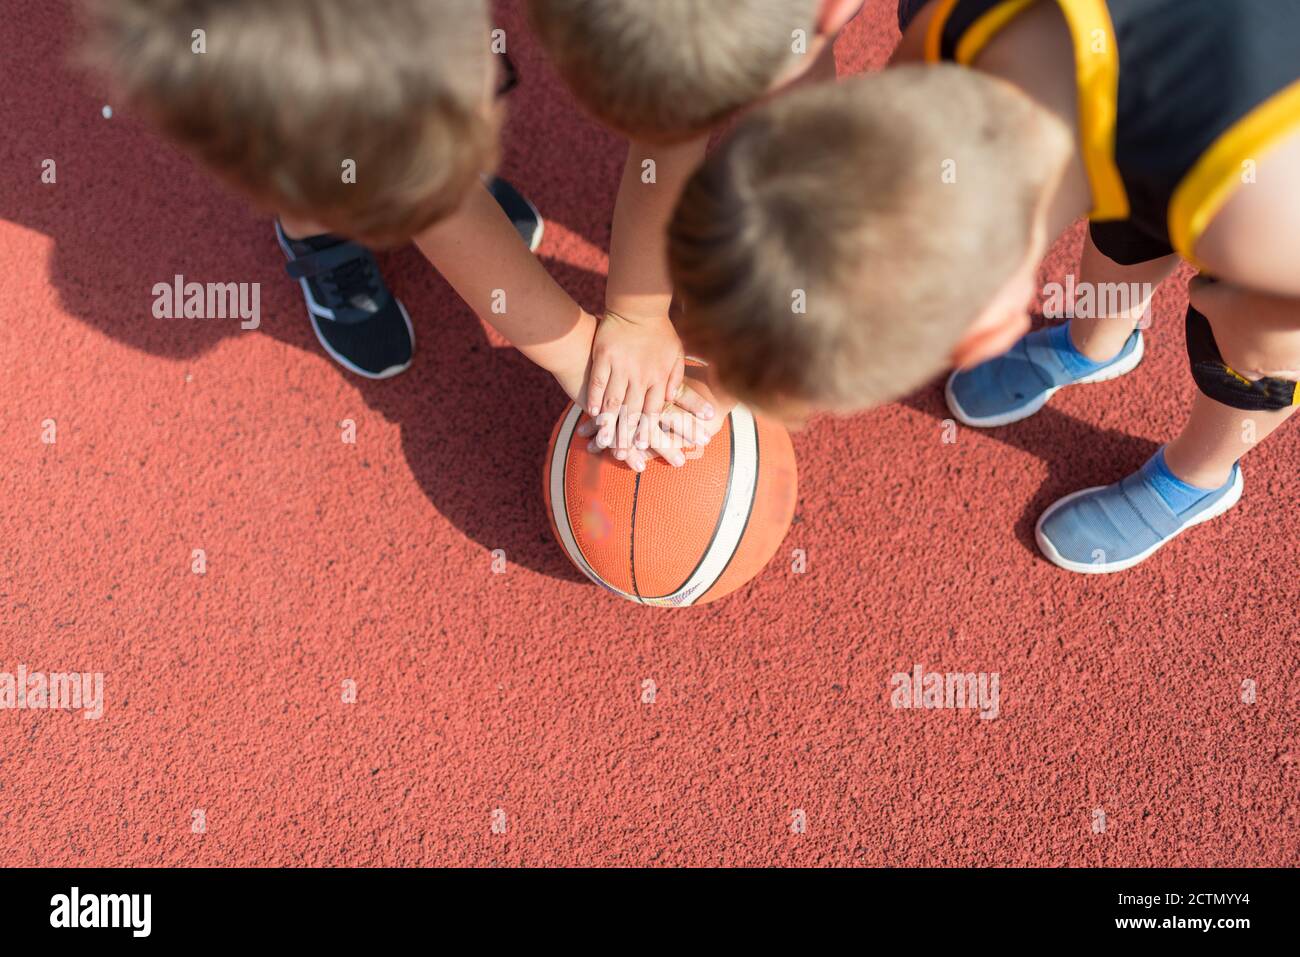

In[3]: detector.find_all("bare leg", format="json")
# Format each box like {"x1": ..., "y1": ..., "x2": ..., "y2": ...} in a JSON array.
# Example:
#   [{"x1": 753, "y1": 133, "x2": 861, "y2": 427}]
[
  {"x1": 1163, "y1": 282, "x2": 1300, "y2": 488},
  {"x1": 1164, "y1": 390, "x2": 1296, "y2": 488},
  {"x1": 1068, "y1": 230, "x2": 1179, "y2": 362}
]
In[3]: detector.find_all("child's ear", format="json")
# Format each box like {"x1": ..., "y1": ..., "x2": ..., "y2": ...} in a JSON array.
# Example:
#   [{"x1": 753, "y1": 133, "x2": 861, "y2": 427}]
[
  {"x1": 950, "y1": 267, "x2": 1038, "y2": 369},
  {"x1": 951, "y1": 307, "x2": 1032, "y2": 370},
  {"x1": 817, "y1": 0, "x2": 865, "y2": 36}
]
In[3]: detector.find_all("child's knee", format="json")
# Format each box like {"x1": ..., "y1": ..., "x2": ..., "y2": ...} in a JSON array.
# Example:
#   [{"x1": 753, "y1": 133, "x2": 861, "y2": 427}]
[{"x1": 1185, "y1": 304, "x2": 1300, "y2": 411}]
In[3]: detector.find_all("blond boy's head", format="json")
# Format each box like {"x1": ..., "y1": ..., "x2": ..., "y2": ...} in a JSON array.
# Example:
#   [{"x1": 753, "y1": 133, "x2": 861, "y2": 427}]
[
  {"x1": 528, "y1": 0, "x2": 827, "y2": 142},
  {"x1": 87, "y1": 0, "x2": 497, "y2": 246},
  {"x1": 667, "y1": 65, "x2": 1073, "y2": 416}
]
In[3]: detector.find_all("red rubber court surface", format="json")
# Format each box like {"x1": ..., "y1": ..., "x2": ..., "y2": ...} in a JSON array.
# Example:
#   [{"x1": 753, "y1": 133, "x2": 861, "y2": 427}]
[{"x1": 1, "y1": 1, "x2": 1296, "y2": 867}]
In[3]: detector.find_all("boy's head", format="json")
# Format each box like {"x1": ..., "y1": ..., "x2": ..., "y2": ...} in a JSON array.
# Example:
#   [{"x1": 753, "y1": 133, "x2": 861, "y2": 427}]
[
  {"x1": 87, "y1": 0, "x2": 499, "y2": 246},
  {"x1": 528, "y1": 0, "x2": 861, "y2": 143},
  {"x1": 667, "y1": 65, "x2": 1074, "y2": 418}
]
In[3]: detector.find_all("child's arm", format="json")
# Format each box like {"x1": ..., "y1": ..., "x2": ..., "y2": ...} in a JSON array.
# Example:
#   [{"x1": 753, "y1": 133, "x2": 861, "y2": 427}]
[
  {"x1": 591, "y1": 41, "x2": 844, "y2": 465},
  {"x1": 890, "y1": 0, "x2": 941, "y2": 64},
  {"x1": 590, "y1": 135, "x2": 717, "y2": 466},
  {"x1": 414, "y1": 180, "x2": 597, "y2": 403}
]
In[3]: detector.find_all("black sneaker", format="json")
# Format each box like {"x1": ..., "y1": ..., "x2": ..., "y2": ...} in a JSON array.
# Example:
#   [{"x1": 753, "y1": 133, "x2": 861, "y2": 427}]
[
  {"x1": 487, "y1": 176, "x2": 544, "y2": 252},
  {"x1": 275, "y1": 221, "x2": 414, "y2": 379}
]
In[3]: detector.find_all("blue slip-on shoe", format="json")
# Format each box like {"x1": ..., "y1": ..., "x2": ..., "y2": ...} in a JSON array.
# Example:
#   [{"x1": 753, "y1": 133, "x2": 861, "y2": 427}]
[
  {"x1": 945, "y1": 326, "x2": 1143, "y2": 427},
  {"x1": 1035, "y1": 454, "x2": 1244, "y2": 574}
]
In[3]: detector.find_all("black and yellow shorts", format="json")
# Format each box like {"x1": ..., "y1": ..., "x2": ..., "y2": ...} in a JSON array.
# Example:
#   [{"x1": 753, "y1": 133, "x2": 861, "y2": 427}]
[{"x1": 925, "y1": 0, "x2": 1300, "y2": 410}]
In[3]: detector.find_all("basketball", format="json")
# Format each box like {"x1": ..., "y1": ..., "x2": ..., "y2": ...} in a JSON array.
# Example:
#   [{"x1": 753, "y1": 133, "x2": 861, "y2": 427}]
[{"x1": 543, "y1": 372, "x2": 798, "y2": 606}]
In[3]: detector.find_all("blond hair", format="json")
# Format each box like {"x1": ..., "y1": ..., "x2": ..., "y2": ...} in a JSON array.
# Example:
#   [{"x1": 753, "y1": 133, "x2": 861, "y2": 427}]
[
  {"x1": 86, "y1": 0, "x2": 497, "y2": 246},
  {"x1": 668, "y1": 65, "x2": 1073, "y2": 412},
  {"x1": 529, "y1": 0, "x2": 820, "y2": 142}
]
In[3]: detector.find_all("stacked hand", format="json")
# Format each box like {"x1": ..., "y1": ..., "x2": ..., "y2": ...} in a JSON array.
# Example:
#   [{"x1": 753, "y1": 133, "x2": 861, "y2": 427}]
[{"x1": 575, "y1": 310, "x2": 726, "y2": 471}]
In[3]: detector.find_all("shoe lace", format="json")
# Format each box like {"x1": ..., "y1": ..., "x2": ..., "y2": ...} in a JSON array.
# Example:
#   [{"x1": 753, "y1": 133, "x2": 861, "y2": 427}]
[{"x1": 322, "y1": 253, "x2": 383, "y2": 313}]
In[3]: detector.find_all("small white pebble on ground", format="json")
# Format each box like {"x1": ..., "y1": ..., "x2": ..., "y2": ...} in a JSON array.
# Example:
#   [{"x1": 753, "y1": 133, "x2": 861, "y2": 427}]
[{"x1": 102, "y1": 105, "x2": 113, "y2": 118}]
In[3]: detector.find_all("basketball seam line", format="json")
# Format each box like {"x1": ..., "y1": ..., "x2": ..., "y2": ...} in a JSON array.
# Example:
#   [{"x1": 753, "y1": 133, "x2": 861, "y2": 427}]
[
  {"x1": 658, "y1": 415, "x2": 736, "y2": 601},
  {"x1": 628, "y1": 471, "x2": 643, "y2": 602}
]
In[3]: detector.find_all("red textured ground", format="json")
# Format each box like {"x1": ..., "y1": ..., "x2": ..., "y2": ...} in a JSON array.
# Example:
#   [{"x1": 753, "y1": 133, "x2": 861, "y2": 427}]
[{"x1": 1, "y1": 1, "x2": 1296, "y2": 867}]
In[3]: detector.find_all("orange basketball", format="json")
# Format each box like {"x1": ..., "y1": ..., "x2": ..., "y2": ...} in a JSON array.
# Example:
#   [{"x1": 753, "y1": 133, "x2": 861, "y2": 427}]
[{"x1": 543, "y1": 375, "x2": 798, "y2": 606}]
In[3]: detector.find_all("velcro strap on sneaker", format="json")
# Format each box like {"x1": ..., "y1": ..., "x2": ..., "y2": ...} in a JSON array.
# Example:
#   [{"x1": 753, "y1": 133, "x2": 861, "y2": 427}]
[
  {"x1": 1116, "y1": 472, "x2": 1182, "y2": 540},
  {"x1": 284, "y1": 241, "x2": 371, "y2": 281}
]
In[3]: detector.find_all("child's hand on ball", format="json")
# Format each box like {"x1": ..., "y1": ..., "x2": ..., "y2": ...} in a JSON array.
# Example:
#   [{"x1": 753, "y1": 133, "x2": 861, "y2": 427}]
[
  {"x1": 582, "y1": 310, "x2": 715, "y2": 467},
  {"x1": 577, "y1": 363, "x2": 730, "y2": 472}
]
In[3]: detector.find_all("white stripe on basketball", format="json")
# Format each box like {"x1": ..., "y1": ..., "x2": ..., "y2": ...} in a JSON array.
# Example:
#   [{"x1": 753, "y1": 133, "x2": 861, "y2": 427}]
[
  {"x1": 641, "y1": 404, "x2": 759, "y2": 607},
  {"x1": 548, "y1": 405, "x2": 642, "y2": 603}
]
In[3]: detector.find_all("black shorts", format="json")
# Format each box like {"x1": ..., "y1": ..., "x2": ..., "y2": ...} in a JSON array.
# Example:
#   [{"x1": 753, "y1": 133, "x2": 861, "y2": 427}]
[
  {"x1": 1088, "y1": 220, "x2": 1174, "y2": 267},
  {"x1": 928, "y1": 0, "x2": 1300, "y2": 267}
]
